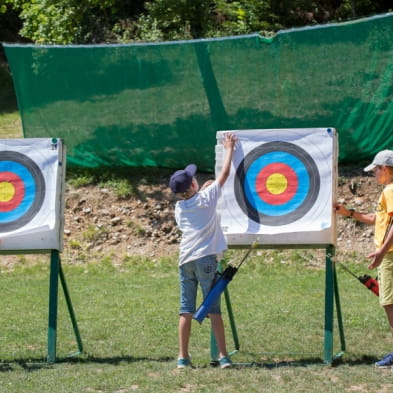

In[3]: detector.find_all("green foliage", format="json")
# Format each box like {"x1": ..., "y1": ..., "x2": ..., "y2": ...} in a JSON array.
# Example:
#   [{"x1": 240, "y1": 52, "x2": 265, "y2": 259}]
[
  {"x1": 0, "y1": 0, "x2": 12, "y2": 14},
  {"x1": 208, "y1": 0, "x2": 272, "y2": 36},
  {"x1": 69, "y1": 238, "x2": 81, "y2": 249},
  {"x1": 126, "y1": 220, "x2": 146, "y2": 237},
  {"x1": 8, "y1": 0, "x2": 121, "y2": 44},
  {"x1": 135, "y1": 0, "x2": 269, "y2": 40},
  {"x1": 98, "y1": 178, "x2": 135, "y2": 199},
  {"x1": 131, "y1": 14, "x2": 165, "y2": 42},
  {"x1": 1, "y1": 0, "x2": 392, "y2": 44},
  {"x1": 134, "y1": 0, "x2": 393, "y2": 41},
  {"x1": 82, "y1": 224, "x2": 109, "y2": 242},
  {"x1": 142, "y1": 0, "x2": 212, "y2": 39},
  {"x1": 67, "y1": 173, "x2": 96, "y2": 188},
  {"x1": 18, "y1": 0, "x2": 82, "y2": 44}
]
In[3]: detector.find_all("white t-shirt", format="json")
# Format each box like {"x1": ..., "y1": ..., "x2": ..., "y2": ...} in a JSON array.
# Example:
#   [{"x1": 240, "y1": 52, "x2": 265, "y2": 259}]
[{"x1": 175, "y1": 180, "x2": 227, "y2": 266}]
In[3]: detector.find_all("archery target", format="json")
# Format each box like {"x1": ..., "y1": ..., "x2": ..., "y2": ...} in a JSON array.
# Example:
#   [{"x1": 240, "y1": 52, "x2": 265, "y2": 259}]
[
  {"x1": 0, "y1": 151, "x2": 46, "y2": 232},
  {"x1": 0, "y1": 139, "x2": 65, "y2": 251},
  {"x1": 216, "y1": 128, "x2": 337, "y2": 246},
  {"x1": 234, "y1": 141, "x2": 320, "y2": 226}
]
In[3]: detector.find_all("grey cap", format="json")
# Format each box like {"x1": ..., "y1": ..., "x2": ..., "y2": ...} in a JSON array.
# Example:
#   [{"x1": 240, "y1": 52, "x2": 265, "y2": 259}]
[{"x1": 364, "y1": 150, "x2": 393, "y2": 172}]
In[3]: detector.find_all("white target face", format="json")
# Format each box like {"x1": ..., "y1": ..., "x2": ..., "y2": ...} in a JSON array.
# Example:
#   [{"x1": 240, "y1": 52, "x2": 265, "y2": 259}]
[
  {"x1": 216, "y1": 128, "x2": 337, "y2": 246},
  {"x1": 0, "y1": 138, "x2": 65, "y2": 251}
]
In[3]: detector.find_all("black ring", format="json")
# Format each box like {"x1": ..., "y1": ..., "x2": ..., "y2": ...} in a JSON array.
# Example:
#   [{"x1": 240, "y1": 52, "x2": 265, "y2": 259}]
[
  {"x1": 234, "y1": 141, "x2": 320, "y2": 226},
  {"x1": 0, "y1": 151, "x2": 46, "y2": 232}
]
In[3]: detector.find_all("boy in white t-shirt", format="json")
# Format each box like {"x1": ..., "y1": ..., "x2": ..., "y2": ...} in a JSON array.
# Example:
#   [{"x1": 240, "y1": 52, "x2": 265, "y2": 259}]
[{"x1": 169, "y1": 132, "x2": 237, "y2": 369}]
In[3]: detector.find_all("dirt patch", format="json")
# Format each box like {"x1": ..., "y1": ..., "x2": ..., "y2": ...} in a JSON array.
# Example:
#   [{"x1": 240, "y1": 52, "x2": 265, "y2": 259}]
[{"x1": 335, "y1": 165, "x2": 381, "y2": 258}]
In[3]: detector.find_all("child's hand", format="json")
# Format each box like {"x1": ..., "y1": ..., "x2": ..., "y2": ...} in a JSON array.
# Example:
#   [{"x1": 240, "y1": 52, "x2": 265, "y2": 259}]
[
  {"x1": 223, "y1": 132, "x2": 238, "y2": 150},
  {"x1": 367, "y1": 250, "x2": 383, "y2": 269},
  {"x1": 334, "y1": 203, "x2": 349, "y2": 217}
]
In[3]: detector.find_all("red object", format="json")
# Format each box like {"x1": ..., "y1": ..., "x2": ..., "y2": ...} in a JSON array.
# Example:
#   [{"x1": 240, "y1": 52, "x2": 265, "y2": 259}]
[
  {"x1": 358, "y1": 275, "x2": 379, "y2": 296},
  {"x1": 338, "y1": 263, "x2": 379, "y2": 297}
]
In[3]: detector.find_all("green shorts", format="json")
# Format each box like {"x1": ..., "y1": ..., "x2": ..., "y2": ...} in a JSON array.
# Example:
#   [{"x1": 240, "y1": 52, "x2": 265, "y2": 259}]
[{"x1": 378, "y1": 252, "x2": 393, "y2": 307}]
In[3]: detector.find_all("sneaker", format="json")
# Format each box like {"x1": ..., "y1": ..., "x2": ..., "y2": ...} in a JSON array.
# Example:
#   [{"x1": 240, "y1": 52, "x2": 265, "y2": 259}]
[
  {"x1": 219, "y1": 356, "x2": 232, "y2": 369},
  {"x1": 177, "y1": 358, "x2": 192, "y2": 369},
  {"x1": 375, "y1": 352, "x2": 393, "y2": 368}
]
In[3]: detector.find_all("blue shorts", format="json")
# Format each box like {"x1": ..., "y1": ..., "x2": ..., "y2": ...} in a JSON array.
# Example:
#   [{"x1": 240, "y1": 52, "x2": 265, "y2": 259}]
[{"x1": 179, "y1": 254, "x2": 221, "y2": 315}]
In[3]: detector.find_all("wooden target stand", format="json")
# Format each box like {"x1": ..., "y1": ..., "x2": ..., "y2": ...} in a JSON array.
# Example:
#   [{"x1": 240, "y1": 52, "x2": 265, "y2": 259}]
[{"x1": 209, "y1": 244, "x2": 345, "y2": 366}]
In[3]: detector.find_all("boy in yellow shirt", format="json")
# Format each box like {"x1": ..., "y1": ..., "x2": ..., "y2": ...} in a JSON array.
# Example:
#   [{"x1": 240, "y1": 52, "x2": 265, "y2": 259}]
[{"x1": 335, "y1": 150, "x2": 393, "y2": 368}]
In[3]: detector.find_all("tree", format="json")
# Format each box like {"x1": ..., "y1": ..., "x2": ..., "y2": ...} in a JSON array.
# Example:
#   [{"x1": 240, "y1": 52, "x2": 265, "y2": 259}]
[
  {"x1": 1, "y1": 0, "x2": 392, "y2": 44},
  {"x1": 1, "y1": 0, "x2": 145, "y2": 44}
]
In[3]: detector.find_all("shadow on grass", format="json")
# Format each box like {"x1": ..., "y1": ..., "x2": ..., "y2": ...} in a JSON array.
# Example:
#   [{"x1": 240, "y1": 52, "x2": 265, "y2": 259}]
[
  {"x1": 0, "y1": 354, "x2": 174, "y2": 372},
  {"x1": 0, "y1": 354, "x2": 379, "y2": 372},
  {"x1": 340, "y1": 355, "x2": 379, "y2": 366},
  {"x1": 231, "y1": 358, "x2": 324, "y2": 369},
  {"x1": 226, "y1": 352, "x2": 378, "y2": 369}
]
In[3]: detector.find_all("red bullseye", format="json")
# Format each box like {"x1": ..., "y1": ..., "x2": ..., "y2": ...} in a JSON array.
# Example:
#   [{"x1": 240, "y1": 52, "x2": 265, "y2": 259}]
[
  {"x1": 255, "y1": 163, "x2": 298, "y2": 205},
  {"x1": 0, "y1": 171, "x2": 25, "y2": 212}
]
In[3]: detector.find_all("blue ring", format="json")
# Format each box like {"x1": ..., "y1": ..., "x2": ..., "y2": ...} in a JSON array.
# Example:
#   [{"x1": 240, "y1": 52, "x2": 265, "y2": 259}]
[
  {"x1": 234, "y1": 141, "x2": 320, "y2": 226},
  {"x1": 0, "y1": 151, "x2": 45, "y2": 232},
  {"x1": 243, "y1": 152, "x2": 309, "y2": 216},
  {"x1": 0, "y1": 161, "x2": 36, "y2": 222}
]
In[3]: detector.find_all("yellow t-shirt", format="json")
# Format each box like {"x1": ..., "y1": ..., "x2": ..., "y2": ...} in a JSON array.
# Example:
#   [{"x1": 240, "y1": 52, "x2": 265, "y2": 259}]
[{"x1": 374, "y1": 183, "x2": 393, "y2": 250}]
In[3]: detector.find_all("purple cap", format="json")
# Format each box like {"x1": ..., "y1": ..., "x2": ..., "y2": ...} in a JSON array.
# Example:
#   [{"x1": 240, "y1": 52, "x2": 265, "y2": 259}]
[{"x1": 169, "y1": 164, "x2": 197, "y2": 193}]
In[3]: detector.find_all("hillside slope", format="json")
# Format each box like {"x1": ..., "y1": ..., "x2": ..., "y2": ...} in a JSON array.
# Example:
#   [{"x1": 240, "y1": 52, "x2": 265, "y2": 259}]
[{"x1": 0, "y1": 166, "x2": 380, "y2": 269}]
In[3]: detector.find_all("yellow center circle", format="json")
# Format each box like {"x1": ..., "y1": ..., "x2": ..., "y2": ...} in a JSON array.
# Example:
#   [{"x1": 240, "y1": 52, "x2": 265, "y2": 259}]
[
  {"x1": 266, "y1": 173, "x2": 288, "y2": 195},
  {"x1": 0, "y1": 181, "x2": 16, "y2": 202}
]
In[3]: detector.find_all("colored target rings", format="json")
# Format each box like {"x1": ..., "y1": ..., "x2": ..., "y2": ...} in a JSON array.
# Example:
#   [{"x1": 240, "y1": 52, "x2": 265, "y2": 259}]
[
  {"x1": 234, "y1": 141, "x2": 320, "y2": 226},
  {"x1": 0, "y1": 151, "x2": 45, "y2": 232}
]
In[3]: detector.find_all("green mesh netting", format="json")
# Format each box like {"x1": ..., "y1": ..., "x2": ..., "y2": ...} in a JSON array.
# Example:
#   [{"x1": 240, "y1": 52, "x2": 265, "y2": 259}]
[{"x1": 3, "y1": 13, "x2": 393, "y2": 170}]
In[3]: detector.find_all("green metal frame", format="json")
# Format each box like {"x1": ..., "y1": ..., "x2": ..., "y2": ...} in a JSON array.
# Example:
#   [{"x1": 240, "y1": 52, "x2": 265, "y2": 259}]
[
  {"x1": 1, "y1": 249, "x2": 83, "y2": 363},
  {"x1": 210, "y1": 244, "x2": 345, "y2": 366},
  {"x1": 47, "y1": 249, "x2": 83, "y2": 363}
]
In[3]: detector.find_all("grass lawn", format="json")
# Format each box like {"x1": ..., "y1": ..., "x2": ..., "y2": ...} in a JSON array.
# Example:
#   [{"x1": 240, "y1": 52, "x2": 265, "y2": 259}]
[
  {"x1": 0, "y1": 63, "x2": 22, "y2": 139},
  {"x1": 1, "y1": 253, "x2": 393, "y2": 393},
  {"x1": 0, "y1": 111, "x2": 22, "y2": 138}
]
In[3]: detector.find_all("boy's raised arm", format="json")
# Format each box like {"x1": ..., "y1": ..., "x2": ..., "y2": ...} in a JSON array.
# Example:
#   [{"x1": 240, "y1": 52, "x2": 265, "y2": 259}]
[{"x1": 217, "y1": 133, "x2": 238, "y2": 187}]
